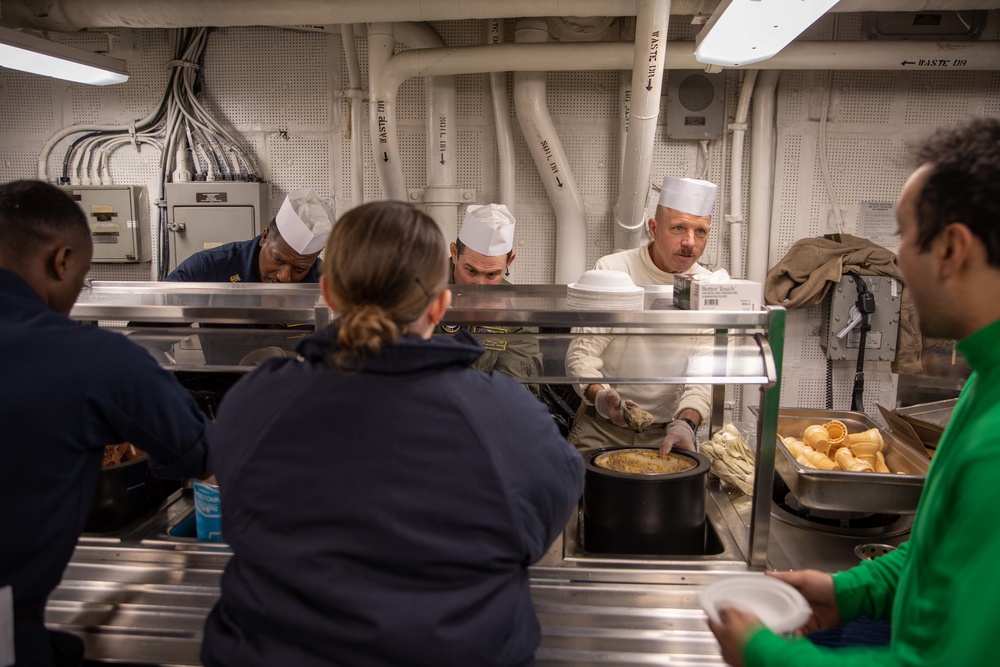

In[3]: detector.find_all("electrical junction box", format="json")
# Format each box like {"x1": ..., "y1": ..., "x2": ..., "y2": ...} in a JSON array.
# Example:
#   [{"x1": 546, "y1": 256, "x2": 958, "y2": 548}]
[
  {"x1": 165, "y1": 182, "x2": 270, "y2": 272},
  {"x1": 61, "y1": 185, "x2": 149, "y2": 263},
  {"x1": 820, "y1": 274, "x2": 901, "y2": 363}
]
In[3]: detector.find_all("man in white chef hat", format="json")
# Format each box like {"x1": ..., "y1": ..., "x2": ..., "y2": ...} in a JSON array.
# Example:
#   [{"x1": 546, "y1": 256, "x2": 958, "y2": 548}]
[
  {"x1": 439, "y1": 203, "x2": 542, "y2": 397},
  {"x1": 566, "y1": 176, "x2": 718, "y2": 453},
  {"x1": 449, "y1": 203, "x2": 517, "y2": 285},
  {"x1": 166, "y1": 188, "x2": 335, "y2": 284}
]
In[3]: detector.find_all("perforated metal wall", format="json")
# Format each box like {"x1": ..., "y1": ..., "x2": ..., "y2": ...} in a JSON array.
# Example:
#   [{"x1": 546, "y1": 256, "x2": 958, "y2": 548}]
[{"x1": 2, "y1": 15, "x2": 999, "y2": 414}]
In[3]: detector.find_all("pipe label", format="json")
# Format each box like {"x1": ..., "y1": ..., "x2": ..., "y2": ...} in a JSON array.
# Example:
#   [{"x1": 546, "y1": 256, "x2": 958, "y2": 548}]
[
  {"x1": 541, "y1": 140, "x2": 561, "y2": 179},
  {"x1": 377, "y1": 101, "x2": 388, "y2": 145},
  {"x1": 439, "y1": 115, "x2": 448, "y2": 160},
  {"x1": 900, "y1": 58, "x2": 968, "y2": 67},
  {"x1": 646, "y1": 31, "x2": 660, "y2": 90}
]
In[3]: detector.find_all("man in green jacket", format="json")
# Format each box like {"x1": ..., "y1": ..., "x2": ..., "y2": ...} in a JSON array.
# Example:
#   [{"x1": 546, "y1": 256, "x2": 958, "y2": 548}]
[
  {"x1": 441, "y1": 203, "x2": 541, "y2": 396},
  {"x1": 709, "y1": 116, "x2": 1000, "y2": 666}
]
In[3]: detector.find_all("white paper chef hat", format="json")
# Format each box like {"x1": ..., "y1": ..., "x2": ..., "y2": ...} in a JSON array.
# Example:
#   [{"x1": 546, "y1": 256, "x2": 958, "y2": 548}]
[
  {"x1": 658, "y1": 177, "x2": 718, "y2": 217},
  {"x1": 275, "y1": 188, "x2": 335, "y2": 255},
  {"x1": 458, "y1": 203, "x2": 516, "y2": 256}
]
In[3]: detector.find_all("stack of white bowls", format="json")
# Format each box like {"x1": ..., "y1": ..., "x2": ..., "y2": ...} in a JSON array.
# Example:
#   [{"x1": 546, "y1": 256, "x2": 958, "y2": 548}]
[{"x1": 567, "y1": 269, "x2": 645, "y2": 310}]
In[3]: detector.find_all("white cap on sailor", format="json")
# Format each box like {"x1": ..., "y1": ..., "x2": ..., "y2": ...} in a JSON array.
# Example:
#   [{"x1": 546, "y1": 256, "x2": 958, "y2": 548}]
[
  {"x1": 275, "y1": 188, "x2": 335, "y2": 255},
  {"x1": 458, "y1": 203, "x2": 516, "y2": 256},
  {"x1": 657, "y1": 177, "x2": 718, "y2": 217}
]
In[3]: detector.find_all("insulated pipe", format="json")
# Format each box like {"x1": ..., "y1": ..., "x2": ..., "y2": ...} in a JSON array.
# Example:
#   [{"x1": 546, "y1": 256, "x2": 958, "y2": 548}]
[
  {"x1": 367, "y1": 22, "x2": 403, "y2": 200},
  {"x1": 746, "y1": 70, "x2": 779, "y2": 285},
  {"x1": 617, "y1": 18, "x2": 635, "y2": 181},
  {"x1": 487, "y1": 18, "x2": 516, "y2": 211},
  {"x1": 341, "y1": 23, "x2": 365, "y2": 208},
  {"x1": 395, "y1": 22, "x2": 460, "y2": 243},
  {"x1": 726, "y1": 69, "x2": 757, "y2": 280},
  {"x1": 5, "y1": 0, "x2": 997, "y2": 31},
  {"x1": 514, "y1": 19, "x2": 586, "y2": 284},
  {"x1": 614, "y1": 0, "x2": 670, "y2": 252}
]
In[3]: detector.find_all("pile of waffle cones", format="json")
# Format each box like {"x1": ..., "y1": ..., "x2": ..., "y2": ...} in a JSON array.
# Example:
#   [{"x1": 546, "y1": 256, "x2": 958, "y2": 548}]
[{"x1": 781, "y1": 422, "x2": 890, "y2": 474}]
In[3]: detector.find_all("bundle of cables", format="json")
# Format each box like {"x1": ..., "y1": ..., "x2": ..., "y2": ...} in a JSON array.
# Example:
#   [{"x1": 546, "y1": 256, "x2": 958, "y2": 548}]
[{"x1": 41, "y1": 28, "x2": 264, "y2": 278}]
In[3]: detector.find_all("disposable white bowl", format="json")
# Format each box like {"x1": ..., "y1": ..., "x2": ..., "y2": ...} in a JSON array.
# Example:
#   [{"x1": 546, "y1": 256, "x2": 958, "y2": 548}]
[{"x1": 699, "y1": 575, "x2": 811, "y2": 635}]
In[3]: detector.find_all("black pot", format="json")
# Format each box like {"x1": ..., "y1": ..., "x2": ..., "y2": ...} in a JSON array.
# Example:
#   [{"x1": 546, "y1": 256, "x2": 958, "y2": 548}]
[
  {"x1": 85, "y1": 457, "x2": 178, "y2": 533},
  {"x1": 583, "y1": 447, "x2": 711, "y2": 555}
]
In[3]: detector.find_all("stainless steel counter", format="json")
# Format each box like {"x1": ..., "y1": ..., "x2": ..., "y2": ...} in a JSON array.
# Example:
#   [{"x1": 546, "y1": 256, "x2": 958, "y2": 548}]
[{"x1": 47, "y1": 478, "x2": 904, "y2": 667}]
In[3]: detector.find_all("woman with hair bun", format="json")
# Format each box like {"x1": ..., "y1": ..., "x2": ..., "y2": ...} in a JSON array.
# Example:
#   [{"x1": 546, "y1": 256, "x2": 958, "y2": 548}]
[{"x1": 202, "y1": 200, "x2": 585, "y2": 667}]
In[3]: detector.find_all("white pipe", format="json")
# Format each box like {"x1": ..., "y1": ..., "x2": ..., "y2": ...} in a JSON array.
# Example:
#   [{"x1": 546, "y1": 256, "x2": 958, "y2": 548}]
[
  {"x1": 341, "y1": 23, "x2": 365, "y2": 208},
  {"x1": 367, "y1": 22, "x2": 402, "y2": 200},
  {"x1": 7, "y1": 1, "x2": 997, "y2": 31},
  {"x1": 514, "y1": 19, "x2": 586, "y2": 285},
  {"x1": 746, "y1": 69, "x2": 779, "y2": 285},
  {"x1": 614, "y1": 0, "x2": 670, "y2": 252},
  {"x1": 617, "y1": 18, "x2": 634, "y2": 181},
  {"x1": 487, "y1": 18, "x2": 515, "y2": 211},
  {"x1": 395, "y1": 22, "x2": 460, "y2": 243},
  {"x1": 727, "y1": 69, "x2": 757, "y2": 279}
]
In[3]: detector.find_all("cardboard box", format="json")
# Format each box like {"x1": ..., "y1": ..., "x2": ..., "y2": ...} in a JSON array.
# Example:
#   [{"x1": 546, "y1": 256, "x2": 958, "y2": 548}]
[
  {"x1": 672, "y1": 274, "x2": 762, "y2": 311},
  {"x1": 876, "y1": 400, "x2": 954, "y2": 459}
]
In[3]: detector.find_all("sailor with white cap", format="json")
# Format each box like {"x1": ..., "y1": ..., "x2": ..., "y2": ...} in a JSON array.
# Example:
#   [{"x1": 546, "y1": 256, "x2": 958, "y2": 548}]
[
  {"x1": 450, "y1": 203, "x2": 518, "y2": 285},
  {"x1": 167, "y1": 188, "x2": 335, "y2": 284},
  {"x1": 566, "y1": 175, "x2": 718, "y2": 453},
  {"x1": 439, "y1": 203, "x2": 542, "y2": 397}
]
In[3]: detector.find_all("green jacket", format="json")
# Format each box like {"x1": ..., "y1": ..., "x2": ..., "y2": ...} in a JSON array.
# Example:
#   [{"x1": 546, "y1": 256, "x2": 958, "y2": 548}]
[{"x1": 745, "y1": 317, "x2": 1000, "y2": 666}]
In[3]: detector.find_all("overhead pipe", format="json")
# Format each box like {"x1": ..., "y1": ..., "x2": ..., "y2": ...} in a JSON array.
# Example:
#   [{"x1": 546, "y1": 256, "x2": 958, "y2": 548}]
[
  {"x1": 487, "y1": 18, "x2": 516, "y2": 211},
  {"x1": 614, "y1": 0, "x2": 670, "y2": 252},
  {"x1": 514, "y1": 19, "x2": 586, "y2": 284},
  {"x1": 40, "y1": 38, "x2": 1000, "y2": 181},
  {"x1": 726, "y1": 69, "x2": 757, "y2": 280},
  {"x1": 340, "y1": 23, "x2": 365, "y2": 208},
  {"x1": 367, "y1": 22, "x2": 403, "y2": 201},
  {"x1": 394, "y1": 22, "x2": 460, "y2": 244},
  {"x1": 746, "y1": 69, "x2": 779, "y2": 285},
  {"x1": 5, "y1": 0, "x2": 997, "y2": 31}
]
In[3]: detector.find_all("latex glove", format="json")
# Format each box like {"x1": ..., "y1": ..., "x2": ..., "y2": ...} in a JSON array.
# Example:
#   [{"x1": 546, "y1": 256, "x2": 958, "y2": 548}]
[
  {"x1": 660, "y1": 419, "x2": 696, "y2": 455},
  {"x1": 594, "y1": 388, "x2": 629, "y2": 427}
]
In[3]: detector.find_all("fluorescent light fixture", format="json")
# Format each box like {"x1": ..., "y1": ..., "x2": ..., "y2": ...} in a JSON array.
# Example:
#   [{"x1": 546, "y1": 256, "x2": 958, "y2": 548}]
[
  {"x1": 0, "y1": 26, "x2": 128, "y2": 85},
  {"x1": 695, "y1": 0, "x2": 840, "y2": 67}
]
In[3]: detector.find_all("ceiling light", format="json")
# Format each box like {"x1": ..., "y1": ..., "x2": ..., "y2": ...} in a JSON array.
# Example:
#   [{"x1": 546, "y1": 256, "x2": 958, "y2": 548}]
[
  {"x1": 695, "y1": 0, "x2": 840, "y2": 67},
  {"x1": 0, "y1": 26, "x2": 128, "y2": 85}
]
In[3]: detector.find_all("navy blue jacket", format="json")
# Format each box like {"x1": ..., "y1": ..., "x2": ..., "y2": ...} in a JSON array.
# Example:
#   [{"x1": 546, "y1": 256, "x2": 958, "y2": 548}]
[
  {"x1": 165, "y1": 236, "x2": 321, "y2": 283},
  {"x1": 0, "y1": 269, "x2": 210, "y2": 607},
  {"x1": 202, "y1": 326, "x2": 584, "y2": 667}
]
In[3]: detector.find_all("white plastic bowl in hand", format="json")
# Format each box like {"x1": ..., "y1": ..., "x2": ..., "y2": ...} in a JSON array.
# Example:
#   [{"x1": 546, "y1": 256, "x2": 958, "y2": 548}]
[
  {"x1": 568, "y1": 269, "x2": 643, "y2": 293},
  {"x1": 699, "y1": 575, "x2": 811, "y2": 635}
]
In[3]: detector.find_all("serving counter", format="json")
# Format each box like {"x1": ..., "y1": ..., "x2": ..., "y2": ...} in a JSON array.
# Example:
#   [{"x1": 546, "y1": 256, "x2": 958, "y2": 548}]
[{"x1": 55, "y1": 283, "x2": 905, "y2": 665}]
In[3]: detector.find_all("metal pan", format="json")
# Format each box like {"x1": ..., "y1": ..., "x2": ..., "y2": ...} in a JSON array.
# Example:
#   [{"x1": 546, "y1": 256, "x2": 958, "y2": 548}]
[{"x1": 775, "y1": 408, "x2": 930, "y2": 514}]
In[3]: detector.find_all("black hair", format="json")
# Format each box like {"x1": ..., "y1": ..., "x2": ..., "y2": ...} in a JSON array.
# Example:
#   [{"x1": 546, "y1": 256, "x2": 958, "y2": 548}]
[
  {"x1": 454, "y1": 236, "x2": 513, "y2": 262},
  {"x1": 0, "y1": 180, "x2": 89, "y2": 259},
  {"x1": 914, "y1": 117, "x2": 1000, "y2": 268}
]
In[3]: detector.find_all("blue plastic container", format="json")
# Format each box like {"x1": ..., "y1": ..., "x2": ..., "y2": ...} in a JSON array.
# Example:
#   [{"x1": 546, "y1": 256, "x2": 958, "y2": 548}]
[{"x1": 193, "y1": 479, "x2": 223, "y2": 542}]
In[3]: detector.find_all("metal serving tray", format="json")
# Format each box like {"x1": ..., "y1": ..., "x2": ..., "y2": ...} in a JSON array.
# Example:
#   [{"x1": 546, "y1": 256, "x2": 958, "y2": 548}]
[{"x1": 775, "y1": 408, "x2": 930, "y2": 514}]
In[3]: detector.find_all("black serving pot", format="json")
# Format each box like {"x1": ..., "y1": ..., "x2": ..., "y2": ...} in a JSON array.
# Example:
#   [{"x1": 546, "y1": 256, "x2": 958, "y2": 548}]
[
  {"x1": 85, "y1": 457, "x2": 178, "y2": 533},
  {"x1": 583, "y1": 446, "x2": 711, "y2": 556}
]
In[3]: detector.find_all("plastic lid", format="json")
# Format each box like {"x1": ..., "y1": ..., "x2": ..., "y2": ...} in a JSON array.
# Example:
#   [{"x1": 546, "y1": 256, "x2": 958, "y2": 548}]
[{"x1": 699, "y1": 575, "x2": 811, "y2": 635}]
